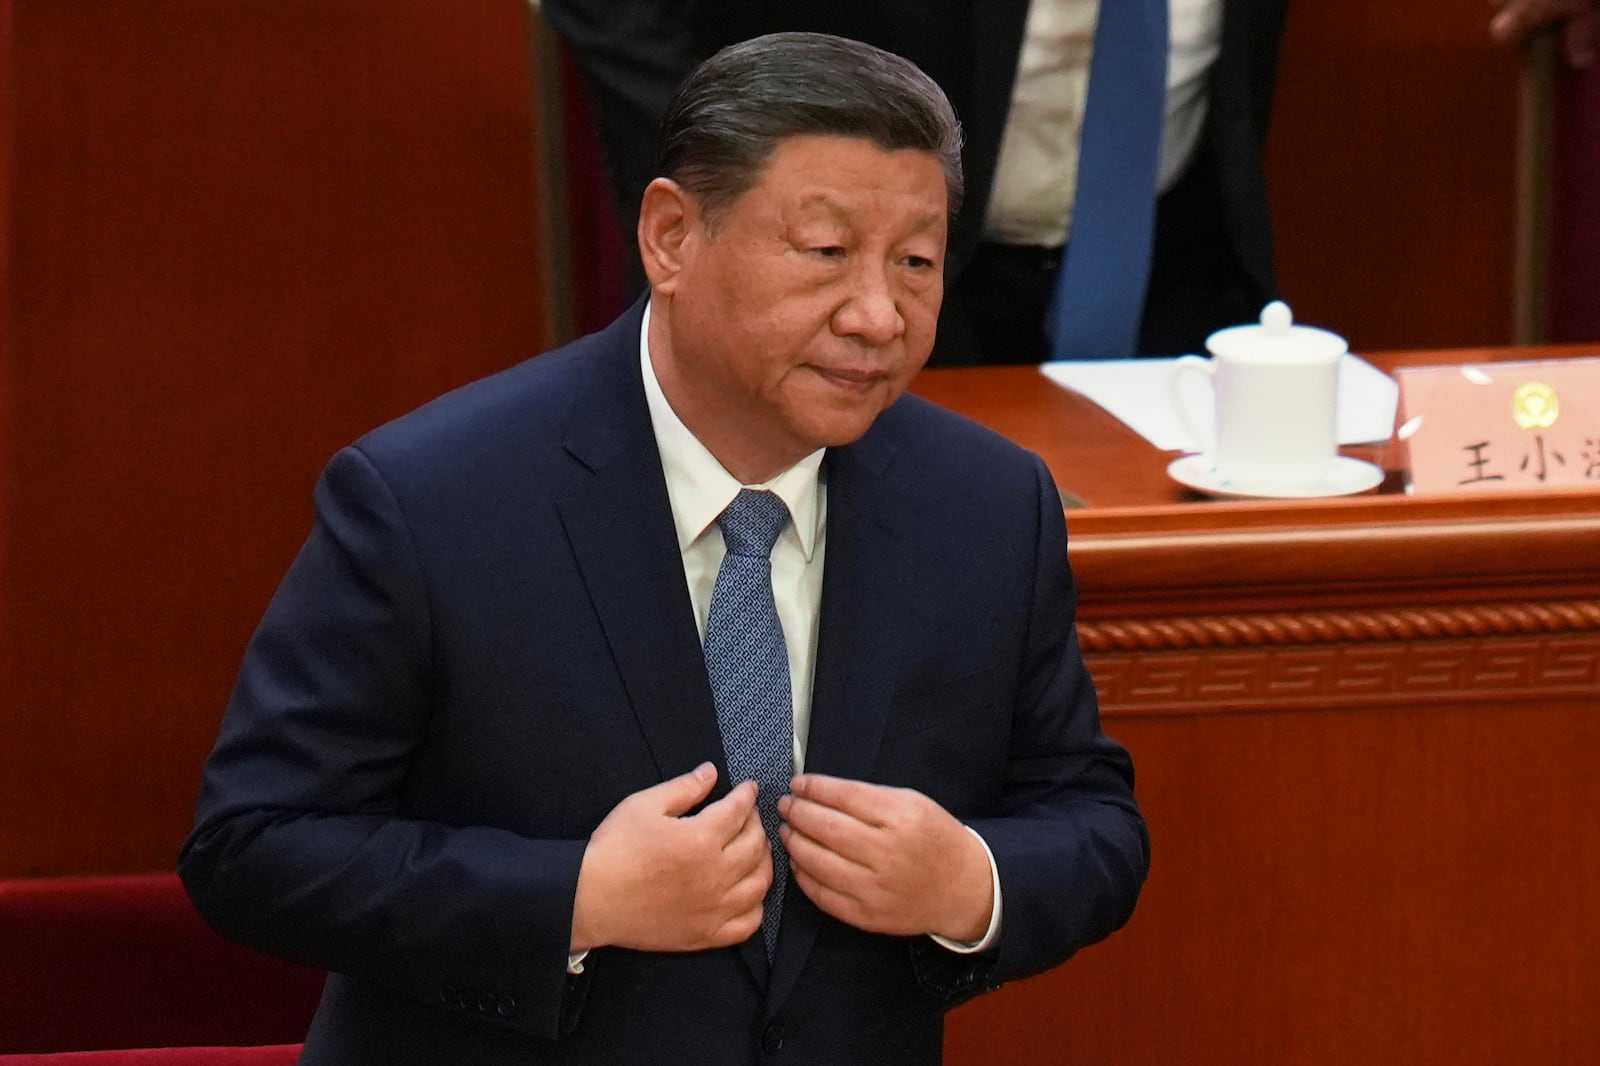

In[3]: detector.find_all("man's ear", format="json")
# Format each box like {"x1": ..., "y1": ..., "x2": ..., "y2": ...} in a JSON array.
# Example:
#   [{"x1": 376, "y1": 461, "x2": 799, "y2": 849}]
[{"x1": 638, "y1": 177, "x2": 699, "y2": 295}]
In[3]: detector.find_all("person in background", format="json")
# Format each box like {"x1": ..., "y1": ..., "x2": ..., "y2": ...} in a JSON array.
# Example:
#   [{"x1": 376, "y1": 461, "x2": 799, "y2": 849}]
[
  {"x1": 543, "y1": 0, "x2": 1290, "y2": 364},
  {"x1": 179, "y1": 32, "x2": 1147, "y2": 1065}
]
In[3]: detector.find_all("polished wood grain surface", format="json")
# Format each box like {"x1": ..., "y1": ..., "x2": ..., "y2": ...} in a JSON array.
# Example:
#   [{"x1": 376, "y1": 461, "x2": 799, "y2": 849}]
[{"x1": 945, "y1": 694, "x2": 1598, "y2": 1065}]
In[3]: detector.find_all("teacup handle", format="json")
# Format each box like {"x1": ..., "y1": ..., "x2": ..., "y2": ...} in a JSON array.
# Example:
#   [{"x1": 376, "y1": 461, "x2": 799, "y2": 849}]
[{"x1": 1169, "y1": 354, "x2": 1215, "y2": 455}]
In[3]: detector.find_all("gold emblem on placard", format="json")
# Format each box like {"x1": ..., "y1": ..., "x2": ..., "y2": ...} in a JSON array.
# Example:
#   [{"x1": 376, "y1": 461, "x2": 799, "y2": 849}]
[{"x1": 1511, "y1": 382, "x2": 1559, "y2": 429}]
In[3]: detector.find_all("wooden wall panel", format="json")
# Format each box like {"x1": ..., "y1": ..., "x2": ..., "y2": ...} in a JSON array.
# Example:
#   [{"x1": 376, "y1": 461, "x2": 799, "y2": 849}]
[
  {"x1": 945, "y1": 684, "x2": 1600, "y2": 1066},
  {"x1": 0, "y1": 0, "x2": 550, "y2": 876},
  {"x1": 1267, "y1": 0, "x2": 1523, "y2": 352}
]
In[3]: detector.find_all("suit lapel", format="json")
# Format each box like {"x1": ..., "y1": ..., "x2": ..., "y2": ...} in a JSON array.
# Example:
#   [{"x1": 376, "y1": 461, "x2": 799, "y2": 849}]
[
  {"x1": 554, "y1": 309, "x2": 730, "y2": 795},
  {"x1": 803, "y1": 436, "x2": 915, "y2": 782},
  {"x1": 768, "y1": 422, "x2": 919, "y2": 1009}
]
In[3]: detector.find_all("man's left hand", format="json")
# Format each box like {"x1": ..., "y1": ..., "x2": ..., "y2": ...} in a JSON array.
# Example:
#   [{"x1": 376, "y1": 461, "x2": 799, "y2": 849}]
[{"x1": 778, "y1": 774, "x2": 993, "y2": 943}]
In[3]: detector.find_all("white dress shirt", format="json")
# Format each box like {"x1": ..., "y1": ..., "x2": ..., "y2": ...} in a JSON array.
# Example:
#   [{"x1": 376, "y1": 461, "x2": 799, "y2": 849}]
[{"x1": 985, "y1": 0, "x2": 1225, "y2": 247}]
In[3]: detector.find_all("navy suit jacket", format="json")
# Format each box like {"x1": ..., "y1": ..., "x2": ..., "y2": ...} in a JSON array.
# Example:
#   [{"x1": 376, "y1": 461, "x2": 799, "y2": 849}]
[{"x1": 180, "y1": 302, "x2": 1148, "y2": 1065}]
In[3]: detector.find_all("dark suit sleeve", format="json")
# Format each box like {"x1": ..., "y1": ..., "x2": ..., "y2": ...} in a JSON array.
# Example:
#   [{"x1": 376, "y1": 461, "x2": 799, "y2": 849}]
[
  {"x1": 178, "y1": 445, "x2": 587, "y2": 1042},
  {"x1": 540, "y1": 0, "x2": 704, "y2": 238},
  {"x1": 914, "y1": 455, "x2": 1150, "y2": 999}
]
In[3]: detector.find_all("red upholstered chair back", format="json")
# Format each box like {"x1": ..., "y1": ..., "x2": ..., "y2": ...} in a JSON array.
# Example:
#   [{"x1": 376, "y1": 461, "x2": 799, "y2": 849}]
[
  {"x1": 0, "y1": 1047, "x2": 302, "y2": 1065},
  {"x1": 0, "y1": 874, "x2": 323, "y2": 1054}
]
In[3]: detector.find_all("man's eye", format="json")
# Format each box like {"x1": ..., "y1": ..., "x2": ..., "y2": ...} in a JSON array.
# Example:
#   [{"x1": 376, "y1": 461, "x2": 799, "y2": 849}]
[
  {"x1": 904, "y1": 255, "x2": 935, "y2": 270},
  {"x1": 813, "y1": 246, "x2": 847, "y2": 259}
]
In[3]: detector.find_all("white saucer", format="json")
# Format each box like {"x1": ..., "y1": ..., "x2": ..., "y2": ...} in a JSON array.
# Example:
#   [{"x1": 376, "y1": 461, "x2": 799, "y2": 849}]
[{"x1": 1166, "y1": 454, "x2": 1385, "y2": 500}]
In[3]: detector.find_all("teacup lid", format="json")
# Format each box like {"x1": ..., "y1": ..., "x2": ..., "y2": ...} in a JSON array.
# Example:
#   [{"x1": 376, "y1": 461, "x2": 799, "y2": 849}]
[{"x1": 1205, "y1": 301, "x2": 1347, "y2": 364}]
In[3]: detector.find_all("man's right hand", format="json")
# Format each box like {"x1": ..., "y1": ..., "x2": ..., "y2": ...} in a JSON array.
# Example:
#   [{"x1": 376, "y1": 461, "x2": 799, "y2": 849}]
[{"x1": 569, "y1": 762, "x2": 773, "y2": 953}]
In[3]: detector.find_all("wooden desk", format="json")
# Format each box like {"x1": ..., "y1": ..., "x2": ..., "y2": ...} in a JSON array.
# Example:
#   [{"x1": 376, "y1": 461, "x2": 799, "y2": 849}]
[{"x1": 912, "y1": 348, "x2": 1600, "y2": 1066}]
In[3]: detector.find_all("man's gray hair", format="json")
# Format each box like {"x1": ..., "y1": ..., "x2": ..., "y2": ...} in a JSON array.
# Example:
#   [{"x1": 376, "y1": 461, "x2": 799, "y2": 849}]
[{"x1": 655, "y1": 32, "x2": 964, "y2": 227}]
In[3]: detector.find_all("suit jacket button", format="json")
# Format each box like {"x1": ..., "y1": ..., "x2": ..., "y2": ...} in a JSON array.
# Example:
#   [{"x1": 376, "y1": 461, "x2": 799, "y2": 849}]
[
  {"x1": 457, "y1": 987, "x2": 476, "y2": 1010},
  {"x1": 438, "y1": 984, "x2": 456, "y2": 1003},
  {"x1": 478, "y1": 992, "x2": 498, "y2": 1014},
  {"x1": 761, "y1": 1022, "x2": 785, "y2": 1052},
  {"x1": 496, "y1": 994, "x2": 518, "y2": 1019}
]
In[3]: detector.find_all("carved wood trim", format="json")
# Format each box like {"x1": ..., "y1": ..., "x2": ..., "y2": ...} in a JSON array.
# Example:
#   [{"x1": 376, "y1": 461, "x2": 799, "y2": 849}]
[
  {"x1": 1079, "y1": 600, "x2": 1600, "y2": 652},
  {"x1": 1081, "y1": 605, "x2": 1600, "y2": 717},
  {"x1": 1088, "y1": 636, "x2": 1599, "y2": 717}
]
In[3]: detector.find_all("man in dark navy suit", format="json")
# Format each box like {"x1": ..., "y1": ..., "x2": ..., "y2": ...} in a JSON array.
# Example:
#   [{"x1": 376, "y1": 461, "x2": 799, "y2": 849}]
[{"x1": 181, "y1": 33, "x2": 1147, "y2": 1065}]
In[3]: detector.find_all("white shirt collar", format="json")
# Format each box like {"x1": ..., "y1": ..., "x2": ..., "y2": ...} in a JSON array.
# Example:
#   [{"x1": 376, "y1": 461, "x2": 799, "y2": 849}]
[{"x1": 638, "y1": 302, "x2": 825, "y2": 559}]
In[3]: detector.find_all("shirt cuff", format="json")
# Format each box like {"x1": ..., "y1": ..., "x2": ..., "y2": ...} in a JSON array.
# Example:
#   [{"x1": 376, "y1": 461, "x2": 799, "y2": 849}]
[
  {"x1": 566, "y1": 950, "x2": 589, "y2": 975},
  {"x1": 927, "y1": 825, "x2": 1002, "y2": 954}
]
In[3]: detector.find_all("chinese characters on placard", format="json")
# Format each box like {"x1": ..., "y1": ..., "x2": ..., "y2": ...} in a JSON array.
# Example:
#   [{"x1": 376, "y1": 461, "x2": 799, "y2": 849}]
[{"x1": 1460, "y1": 435, "x2": 1600, "y2": 486}]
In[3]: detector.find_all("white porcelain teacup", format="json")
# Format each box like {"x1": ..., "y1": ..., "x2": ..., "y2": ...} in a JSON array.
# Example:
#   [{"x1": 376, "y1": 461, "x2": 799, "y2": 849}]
[{"x1": 1170, "y1": 301, "x2": 1348, "y2": 494}]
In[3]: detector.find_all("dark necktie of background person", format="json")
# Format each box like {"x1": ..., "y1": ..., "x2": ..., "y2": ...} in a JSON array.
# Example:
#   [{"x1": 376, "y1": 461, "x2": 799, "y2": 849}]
[
  {"x1": 1051, "y1": 0, "x2": 1171, "y2": 360},
  {"x1": 703, "y1": 488, "x2": 794, "y2": 959}
]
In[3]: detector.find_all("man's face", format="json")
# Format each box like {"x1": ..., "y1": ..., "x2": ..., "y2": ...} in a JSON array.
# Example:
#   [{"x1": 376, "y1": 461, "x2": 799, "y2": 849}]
[{"x1": 645, "y1": 134, "x2": 948, "y2": 483}]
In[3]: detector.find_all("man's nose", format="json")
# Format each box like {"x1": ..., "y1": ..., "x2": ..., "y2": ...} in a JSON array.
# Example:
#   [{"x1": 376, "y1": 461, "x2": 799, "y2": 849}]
[{"x1": 832, "y1": 265, "x2": 905, "y2": 346}]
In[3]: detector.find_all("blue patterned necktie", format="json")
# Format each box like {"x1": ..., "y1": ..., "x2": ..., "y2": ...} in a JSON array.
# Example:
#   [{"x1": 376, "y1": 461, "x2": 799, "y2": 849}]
[
  {"x1": 1050, "y1": 0, "x2": 1170, "y2": 360},
  {"x1": 703, "y1": 488, "x2": 794, "y2": 958}
]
